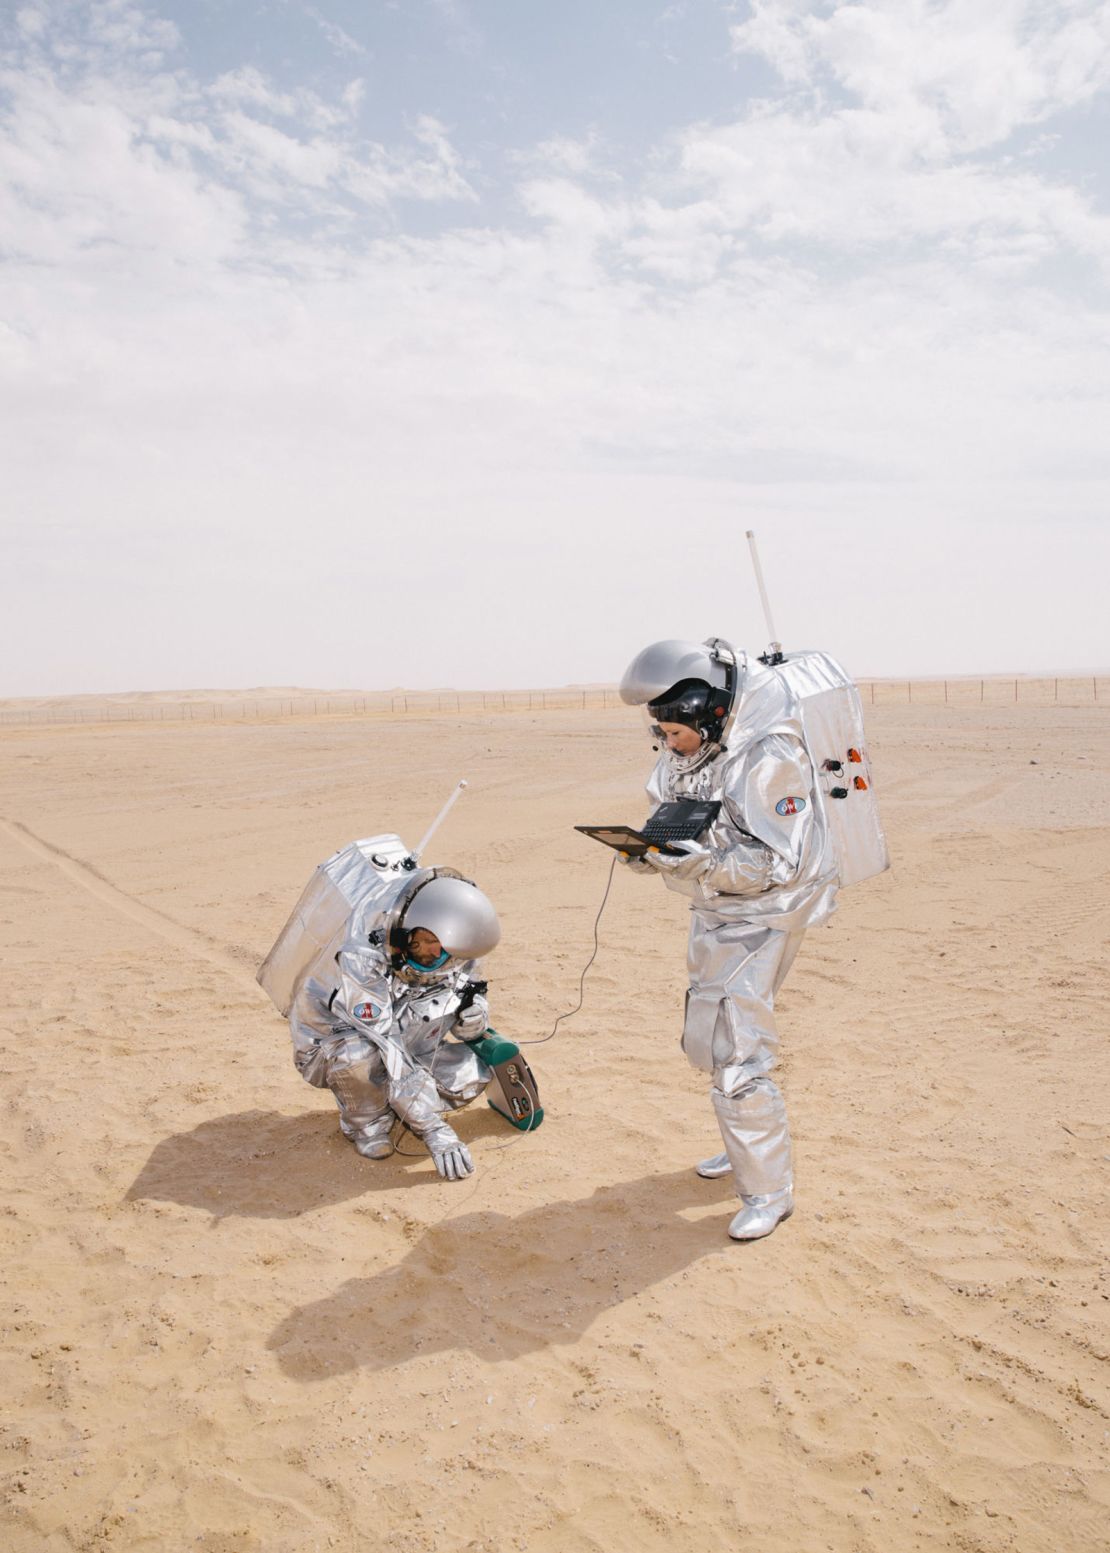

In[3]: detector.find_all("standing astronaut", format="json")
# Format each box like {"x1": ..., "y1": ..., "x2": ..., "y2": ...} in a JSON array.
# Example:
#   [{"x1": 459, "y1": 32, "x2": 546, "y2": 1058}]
[
  {"x1": 258, "y1": 835, "x2": 509, "y2": 1180},
  {"x1": 618, "y1": 638, "x2": 887, "y2": 1240}
]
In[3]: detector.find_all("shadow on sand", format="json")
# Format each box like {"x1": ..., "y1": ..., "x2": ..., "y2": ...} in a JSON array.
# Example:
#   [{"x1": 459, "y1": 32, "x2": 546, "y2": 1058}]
[
  {"x1": 267, "y1": 1165, "x2": 736, "y2": 1380},
  {"x1": 126, "y1": 1104, "x2": 513, "y2": 1220}
]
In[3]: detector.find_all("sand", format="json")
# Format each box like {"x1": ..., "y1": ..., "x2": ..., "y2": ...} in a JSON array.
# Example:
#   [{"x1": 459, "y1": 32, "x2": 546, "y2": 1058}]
[{"x1": 1, "y1": 697, "x2": 1107, "y2": 1553}]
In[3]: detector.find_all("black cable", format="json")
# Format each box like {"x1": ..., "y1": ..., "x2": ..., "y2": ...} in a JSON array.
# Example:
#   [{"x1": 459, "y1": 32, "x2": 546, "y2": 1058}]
[{"x1": 518, "y1": 853, "x2": 617, "y2": 1046}]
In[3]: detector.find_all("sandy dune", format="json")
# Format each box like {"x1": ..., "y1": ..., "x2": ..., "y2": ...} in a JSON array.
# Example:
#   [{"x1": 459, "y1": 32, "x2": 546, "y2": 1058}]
[{"x1": 1, "y1": 698, "x2": 1107, "y2": 1552}]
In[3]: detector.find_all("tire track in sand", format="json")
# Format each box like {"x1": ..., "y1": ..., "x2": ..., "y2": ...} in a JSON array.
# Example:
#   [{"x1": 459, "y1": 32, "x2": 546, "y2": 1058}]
[{"x1": 0, "y1": 815, "x2": 252, "y2": 982}]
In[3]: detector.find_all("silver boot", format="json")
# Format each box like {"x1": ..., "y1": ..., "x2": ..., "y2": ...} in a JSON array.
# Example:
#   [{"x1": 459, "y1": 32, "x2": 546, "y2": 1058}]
[
  {"x1": 728, "y1": 1187, "x2": 794, "y2": 1241},
  {"x1": 710, "y1": 1080, "x2": 794, "y2": 1240},
  {"x1": 340, "y1": 1109, "x2": 397, "y2": 1159},
  {"x1": 696, "y1": 1152, "x2": 732, "y2": 1179}
]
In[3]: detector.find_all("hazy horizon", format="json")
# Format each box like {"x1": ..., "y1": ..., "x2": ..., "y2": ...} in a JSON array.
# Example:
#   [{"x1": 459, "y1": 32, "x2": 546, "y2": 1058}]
[{"x1": 3, "y1": 665, "x2": 1108, "y2": 707}]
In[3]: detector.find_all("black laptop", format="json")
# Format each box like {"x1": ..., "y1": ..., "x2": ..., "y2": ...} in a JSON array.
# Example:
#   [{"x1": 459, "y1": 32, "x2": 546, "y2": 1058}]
[{"x1": 575, "y1": 799, "x2": 722, "y2": 859}]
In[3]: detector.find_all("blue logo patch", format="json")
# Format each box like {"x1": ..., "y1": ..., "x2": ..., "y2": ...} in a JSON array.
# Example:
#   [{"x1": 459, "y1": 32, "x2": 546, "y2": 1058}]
[
  {"x1": 353, "y1": 1002, "x2": 379, "y2": 1021},
  {"x1": 775, "y1": 796, "x2": 806, "y2": 817}
]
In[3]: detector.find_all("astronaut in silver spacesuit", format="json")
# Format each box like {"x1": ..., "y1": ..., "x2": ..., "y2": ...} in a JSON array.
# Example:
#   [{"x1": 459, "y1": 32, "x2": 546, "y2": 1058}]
[
  {"x1": 287, "y1": 872, "x2": 501, "y2": 1181},
  {"x1": 619, "y1": 638, "x2": 840, "y2": 1240}
]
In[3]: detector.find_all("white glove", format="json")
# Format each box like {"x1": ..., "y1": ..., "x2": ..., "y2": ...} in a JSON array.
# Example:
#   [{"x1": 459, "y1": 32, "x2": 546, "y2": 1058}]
[
  {"x1": 617, "y1": 849, "x2": 654, "y2": 875},
  {"x1": 640, "y1": 839, "x2": 714, "y2": 881},
  {"x1": 453, "y1": 997, "x2": 488, "y2": 1037},
  {"x1": 423, "y1": 1120, "x2": 475, "y2": 1181}
]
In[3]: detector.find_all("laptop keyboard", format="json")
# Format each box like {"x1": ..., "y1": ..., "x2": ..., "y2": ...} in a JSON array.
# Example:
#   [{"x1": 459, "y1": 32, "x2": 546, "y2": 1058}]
[
  {"x1": 641, "y1": 800, "x2": 721, "y2": 844},
  {"x1": 642, "y1": 820, "x2": 703, "y2": 841}
]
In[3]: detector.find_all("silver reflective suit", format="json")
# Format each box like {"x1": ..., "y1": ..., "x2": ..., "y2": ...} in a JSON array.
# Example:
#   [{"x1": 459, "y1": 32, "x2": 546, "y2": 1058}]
[
  {"x1": 623, "y1": 648, "x2": 849, "y2": 1238},
  {"x1": 289, "y1": 908, "x2": 493, "y2": 1174},
  {"x1": 263, "y1": 840, "x2": 500, "y2": 1179}
]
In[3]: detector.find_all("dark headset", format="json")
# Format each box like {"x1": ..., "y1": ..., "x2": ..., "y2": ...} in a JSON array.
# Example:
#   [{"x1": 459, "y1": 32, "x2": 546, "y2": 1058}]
[{"x1": 648, "y1": 676, "x2": 733, "y2": 747}]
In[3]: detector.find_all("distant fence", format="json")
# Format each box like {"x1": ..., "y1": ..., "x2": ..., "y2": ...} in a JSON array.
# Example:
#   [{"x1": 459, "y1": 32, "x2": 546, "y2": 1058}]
[
  {"x1": 0, "y1": 689, "x2": 619, "y2": 727},
  {"x1": 863, "y1": 676, "x2": 1105, "y2": 707},
  {"x1": 0, "y1": 677, "x2": 1105, "y2": 728}
]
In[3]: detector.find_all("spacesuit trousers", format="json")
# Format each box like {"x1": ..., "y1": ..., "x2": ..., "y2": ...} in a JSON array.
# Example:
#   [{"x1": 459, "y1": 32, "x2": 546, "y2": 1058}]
[
  {"x1": 320, "y1": 1031, "x2": 491, "y2": 1148},
  {"x1": 682, "y1": 912, "x2": 804, "y2": 1200}
]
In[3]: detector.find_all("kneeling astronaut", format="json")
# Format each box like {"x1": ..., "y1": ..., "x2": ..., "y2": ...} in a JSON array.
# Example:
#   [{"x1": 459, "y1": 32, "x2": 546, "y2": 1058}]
[
  {"x1": 618, "y1": 637, "x2": 886, "y2": 1240},
  {"x1": 258, "y1": 836, "x2": 516, "y2": 1180}
]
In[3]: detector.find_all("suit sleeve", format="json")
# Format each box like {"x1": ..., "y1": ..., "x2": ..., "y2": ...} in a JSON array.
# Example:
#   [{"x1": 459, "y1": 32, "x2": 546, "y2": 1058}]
[
  {"x1": 702, "y1": 733, "x2": 815, "y2": 894},
  {"x1": 332, "y1": 943, "x2": 396, "y2": 1041}
]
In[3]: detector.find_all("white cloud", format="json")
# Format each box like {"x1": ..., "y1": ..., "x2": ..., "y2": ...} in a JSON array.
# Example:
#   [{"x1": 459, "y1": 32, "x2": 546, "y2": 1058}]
[
  {"x1": 0, "y1": 19, "x2": 474, "y2": 278},
  {"x1": 512, "y1": 133, "x2": 608, "y2": 177},
  {"x1": 732, "y1": 0, "x2": 1110, "y2": 153},
  {"x1": 209, "y1": 66, "x2": 299, "y2": 118},
  {"x1": 667, "y1": 108, "x2": 1110, "y2": 263},
  {"x1": 0, "y1": 0, "x2": 1108, "y2": 692},
  {"x1": 303, "y1": 5, "x2": 366, "y2": 59},
  {"x1": 16, "y1": 7, "x2": 48, "y2": 40},
  {"x1": 0, "y1": 65, "x2": 246, "y2": 269}
]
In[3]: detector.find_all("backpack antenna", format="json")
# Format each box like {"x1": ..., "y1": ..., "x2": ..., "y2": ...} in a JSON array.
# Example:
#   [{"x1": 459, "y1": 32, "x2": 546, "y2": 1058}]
[
  {"x1": 415, "y1": 779, "x2": 468, "y2": 861},
  {"x1": 745, "y1": 530, "x2": 785, "y2": 665}
]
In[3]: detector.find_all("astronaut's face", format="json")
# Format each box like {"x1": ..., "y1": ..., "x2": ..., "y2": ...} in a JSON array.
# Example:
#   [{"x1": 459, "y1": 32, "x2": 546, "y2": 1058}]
[
  {"x1": 408, "y1": 928, "x2": 445, "y2": 965},
  {"x1": 656, "y1": 720, "x2": 703, "y2": 756}
]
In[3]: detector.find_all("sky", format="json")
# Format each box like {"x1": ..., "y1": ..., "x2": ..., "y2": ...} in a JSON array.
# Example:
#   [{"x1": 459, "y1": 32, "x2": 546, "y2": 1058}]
[{"x1": 2, "y1": 0, "x2": 1109, "y2": 695}]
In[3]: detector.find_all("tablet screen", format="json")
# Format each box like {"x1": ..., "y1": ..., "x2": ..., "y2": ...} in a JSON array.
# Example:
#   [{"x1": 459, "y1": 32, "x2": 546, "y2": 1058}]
[{"x1": 574, "y1": 825, "x2": 653, "y2": 856}]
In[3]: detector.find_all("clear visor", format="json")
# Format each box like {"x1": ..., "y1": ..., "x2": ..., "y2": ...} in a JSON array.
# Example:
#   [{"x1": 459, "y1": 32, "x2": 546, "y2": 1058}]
[
  {"x1": 395, "y1": 952, "x2": 460, "y2": 986},
  {"x1": 643, "y1": 706, "x2": 705, "y2": 753}
]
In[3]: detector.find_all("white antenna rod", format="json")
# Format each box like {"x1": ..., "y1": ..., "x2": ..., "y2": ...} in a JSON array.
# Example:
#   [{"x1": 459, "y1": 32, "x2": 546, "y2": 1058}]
[
  {"x1": 745, "y1": 529, "x2": 783, "y2": 660},
  {"x1": 415, "y1": 779, "x2": 468, "y2": 860}
]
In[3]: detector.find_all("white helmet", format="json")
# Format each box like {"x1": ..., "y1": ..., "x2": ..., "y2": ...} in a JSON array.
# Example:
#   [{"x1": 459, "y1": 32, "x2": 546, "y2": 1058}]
[
  {"x1": 391, "y1": 872, "x2": 500, "y2": 982},
  {"x1": 619, "y1": 637, "x2": 743, "y2": 760},
  {"x1": 620, "y1": 638, "x2": 736, "y2": 708}
]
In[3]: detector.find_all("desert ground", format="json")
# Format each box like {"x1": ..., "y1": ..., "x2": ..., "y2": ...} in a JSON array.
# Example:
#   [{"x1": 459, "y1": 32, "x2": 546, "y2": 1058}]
[{"x1": 1, "y1": 693, "x2": 1107, "y2": 1553}]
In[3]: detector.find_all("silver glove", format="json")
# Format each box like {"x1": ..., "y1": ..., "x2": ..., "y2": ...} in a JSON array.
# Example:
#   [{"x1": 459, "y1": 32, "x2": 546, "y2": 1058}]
[
  {"x1": 617, "y1": 849, "x2": 654, "y2": 875},
  {"x1": 422, "y1": 1120, "x2": 475, "y2": 1180},
  {"x1": 640, "y1": 839, "x2": 713, "y2": 881},
  {"x1": 453, "y1": 998, "x2": 489, "y2": 1036}
]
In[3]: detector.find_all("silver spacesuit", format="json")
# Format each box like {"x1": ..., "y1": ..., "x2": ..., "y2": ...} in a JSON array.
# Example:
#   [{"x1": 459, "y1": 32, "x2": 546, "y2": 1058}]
[
  {"x1": 262, "y1": 846, "x2": 503, "y2": 1181},
  {"x1": 619, "y1": 638, "x2": 887, "y2": 1240}
]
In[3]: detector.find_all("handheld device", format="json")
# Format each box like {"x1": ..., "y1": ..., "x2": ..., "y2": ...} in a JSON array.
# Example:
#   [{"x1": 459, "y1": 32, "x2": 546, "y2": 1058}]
[
  {"x1": 574, "y1": 824, "x2": 677, "y2": 858},
  {"x1": 575, "y1": 799, "x2": 722, "y2": 858}
]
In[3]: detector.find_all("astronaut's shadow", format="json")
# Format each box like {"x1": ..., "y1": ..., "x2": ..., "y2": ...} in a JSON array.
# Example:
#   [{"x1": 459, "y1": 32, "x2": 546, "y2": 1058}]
[
  {"x1": 126, "y1": 1105, "x2": 511, "y2": 1221},
  {"x1": 267, "y1": 1166, "x2": 735, "y2": 1380}
]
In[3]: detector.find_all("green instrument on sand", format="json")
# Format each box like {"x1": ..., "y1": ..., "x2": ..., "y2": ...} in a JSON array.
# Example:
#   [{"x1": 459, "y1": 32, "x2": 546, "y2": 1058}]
[{"x1": 463, "y1": 1030, "x2": 544, "y2": 1131}]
